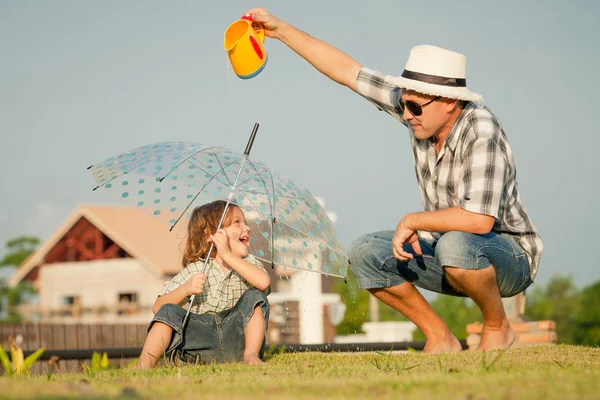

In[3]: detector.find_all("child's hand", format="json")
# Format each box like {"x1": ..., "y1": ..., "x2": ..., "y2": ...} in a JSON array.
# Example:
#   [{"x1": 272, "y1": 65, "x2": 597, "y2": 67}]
[
  {"x1": 209, "y1": 229, "x2": 232, "y2": 257},
  {"x1": 184, "y1": 273, "x2": 207, "y2": 296}
]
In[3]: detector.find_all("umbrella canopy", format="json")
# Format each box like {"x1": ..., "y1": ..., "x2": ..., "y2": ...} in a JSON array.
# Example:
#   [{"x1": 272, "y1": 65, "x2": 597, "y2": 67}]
[{"x1": 88, "y1": 140, "x2": 348, "y2": 278}]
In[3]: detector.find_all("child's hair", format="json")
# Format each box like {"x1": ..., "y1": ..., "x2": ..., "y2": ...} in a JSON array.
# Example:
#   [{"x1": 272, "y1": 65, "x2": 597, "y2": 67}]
[{"x1": 182, "y1": 200, "x2": 239, "y2": 267}]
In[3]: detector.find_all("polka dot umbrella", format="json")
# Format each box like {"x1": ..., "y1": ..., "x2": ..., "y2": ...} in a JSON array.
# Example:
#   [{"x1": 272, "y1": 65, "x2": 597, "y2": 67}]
[{"x1": 88, "y1": 124, "x2": 348, "y2": 282}]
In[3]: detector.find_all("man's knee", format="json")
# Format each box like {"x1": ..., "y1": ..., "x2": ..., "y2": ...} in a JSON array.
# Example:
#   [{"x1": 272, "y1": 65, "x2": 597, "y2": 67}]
[
  {"x1": 435, "y1": 231, "x2": 479, "y2": 268},
  {"x1": 436, "y1": 231, "x2": 471, "y2": 254},
  {"x1": 347, "y1": 234, "x2": 375, "y2": 272},
  {"x1": 444, "y1": 263, "x2": 494, "y2": 274}
]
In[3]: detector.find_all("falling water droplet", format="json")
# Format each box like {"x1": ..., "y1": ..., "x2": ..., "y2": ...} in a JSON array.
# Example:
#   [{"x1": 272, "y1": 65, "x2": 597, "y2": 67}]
[{"x1": 226, "y1": 56, "x2": 232, "y2": 138}]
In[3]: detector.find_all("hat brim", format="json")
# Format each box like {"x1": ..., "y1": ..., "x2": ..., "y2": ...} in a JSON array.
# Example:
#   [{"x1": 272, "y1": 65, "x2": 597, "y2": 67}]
[{"x1": 387, "y1": 75, "x2": 483, "y2": 103}]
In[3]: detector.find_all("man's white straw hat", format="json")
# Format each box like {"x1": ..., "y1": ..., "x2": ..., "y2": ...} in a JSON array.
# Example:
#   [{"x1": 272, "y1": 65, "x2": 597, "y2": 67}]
[{"x1": 387, "y1": 45, "x2": 483, "y2": 102}]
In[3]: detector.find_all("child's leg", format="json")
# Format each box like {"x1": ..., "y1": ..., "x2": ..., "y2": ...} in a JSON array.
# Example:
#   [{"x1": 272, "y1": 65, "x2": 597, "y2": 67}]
[
  {"x1": 243, "y1": 304, "x2": 265, "y2": 365},
  {"x1": 137, "y1": 322, "x2": 173, "y2": 369}
]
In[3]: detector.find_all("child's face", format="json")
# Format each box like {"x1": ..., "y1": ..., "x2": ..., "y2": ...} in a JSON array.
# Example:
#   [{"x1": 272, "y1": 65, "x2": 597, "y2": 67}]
[{"x1": 223, "y1": 207, "x2": 251, "y2": 257}]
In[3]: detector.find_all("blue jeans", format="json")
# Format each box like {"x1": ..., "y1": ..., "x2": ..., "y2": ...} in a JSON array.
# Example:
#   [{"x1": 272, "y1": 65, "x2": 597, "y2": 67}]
[
  {"x1": 149, "y1": 289, "x2": 270, "y2": 364},
  {"x1": 348, "y1": 231, "x2": 531, "y2": 298}
]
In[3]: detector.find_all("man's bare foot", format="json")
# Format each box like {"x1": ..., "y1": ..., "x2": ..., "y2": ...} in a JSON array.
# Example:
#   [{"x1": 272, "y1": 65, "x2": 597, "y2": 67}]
[
  {"x1": 477, "y1": 322, "x2": 515, "y2": 351},
  {"x1": 423, "y1": 332, "x2": 462, "y2": 354},
  {"x1": 243, "y1": 354, "x2": 264, "y2": 365}
]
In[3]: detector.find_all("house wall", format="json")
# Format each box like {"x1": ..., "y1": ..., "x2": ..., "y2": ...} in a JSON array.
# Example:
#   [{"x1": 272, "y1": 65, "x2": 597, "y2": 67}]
[
  {"x1": 33, "y1": 258, "x2": 345, "y2": 344},
  {"x1": 39, "y1": 259, "x2": 167, "y2": 324}
]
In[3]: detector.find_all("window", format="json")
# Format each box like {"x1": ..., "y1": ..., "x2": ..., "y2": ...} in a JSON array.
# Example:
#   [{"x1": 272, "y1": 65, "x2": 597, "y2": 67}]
[
  {"x1": 61, "y1": 295, "x2": 81, "y2": 317},
  {"x1": 117, "y1": 292, "x2": 139, "y2": 315},
  {"x1": 62, "y1": 295, "x2": 80, "y2": 306},
  {"x1": 118, "y1": 293, "x2": 138, "y2": 303}
]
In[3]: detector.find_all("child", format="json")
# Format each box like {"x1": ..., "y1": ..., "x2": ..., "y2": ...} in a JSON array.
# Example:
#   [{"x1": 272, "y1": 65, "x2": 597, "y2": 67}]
[{"x1": 137, "y1": 200, "x2": 271, "y2": 368}]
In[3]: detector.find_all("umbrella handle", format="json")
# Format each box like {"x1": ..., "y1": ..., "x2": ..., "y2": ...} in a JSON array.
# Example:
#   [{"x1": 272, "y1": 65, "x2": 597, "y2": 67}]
[
  {"x1": 244, "y1": 123, "x2": 260, "y2": 155},
  {"x1": 179, "y1": 246, "x2": 214, "y2": 356},
  {"x1": 180, "y1": 293, "x2": 195, "y2": 342},
  {"x1": 176, "y1": 141, "x2": 254, "y2": 359}
]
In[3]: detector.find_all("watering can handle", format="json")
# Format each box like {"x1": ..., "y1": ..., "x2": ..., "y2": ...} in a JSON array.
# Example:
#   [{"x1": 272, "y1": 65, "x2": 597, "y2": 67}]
[{"x1": 240, "y1": 13, "x2": 265, "y2": 43}]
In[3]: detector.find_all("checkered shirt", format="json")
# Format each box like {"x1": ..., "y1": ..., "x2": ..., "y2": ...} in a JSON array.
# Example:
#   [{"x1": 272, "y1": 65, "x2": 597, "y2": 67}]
[
  {"x1": 159, "y1": 254, "x2": 271, "y2": 314},
  {"x1": 356, "y1": 67, "x2": 543, "y2": 280}
]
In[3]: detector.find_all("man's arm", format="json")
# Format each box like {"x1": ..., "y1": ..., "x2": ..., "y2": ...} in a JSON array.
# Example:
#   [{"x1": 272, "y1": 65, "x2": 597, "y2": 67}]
[
  {"x1": 247, "y1": 8, "x2": 362, "y2": 91},
  {"x1": 392, "y1": 207, "x2": 495, "y2": 262},
  {"x1": 403, "y1": 206, "x2": 495, "y2": 235}
]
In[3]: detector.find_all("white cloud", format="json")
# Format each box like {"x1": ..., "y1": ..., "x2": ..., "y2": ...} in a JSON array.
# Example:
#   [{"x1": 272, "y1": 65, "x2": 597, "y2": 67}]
[
  {"x1": 36, "y1": 201, "x2": 58, "y2": 218},
  {"x1": 21, "y1": 201, "x2": 64, "y2": 241}
]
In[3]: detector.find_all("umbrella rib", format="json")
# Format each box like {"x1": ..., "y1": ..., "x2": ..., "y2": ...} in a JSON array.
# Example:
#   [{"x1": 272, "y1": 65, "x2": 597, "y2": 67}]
[
  {"x1": 210, "y1": 152, "x2": 233, "y2": 188},
  {"x1": 240, "y1": 160, "x2": 272, "y2": 195},
  {"x1": 184, "y1": 156, "x2": 231, "y2": 188},
  {"x1": 91, "y1": 153, "x2": 166, "y2": 190},
  {"x1": 248, "y1": 160, "x2": 277, "y2": 267},
  {"x1": 265, "y1": 166, "x2": 278, "y2": 268},
  {"x1": 185, "y1": 151, "x2": 250, "y2": 190},
  {"x1": 228, "y1": 161, "x2": 266, "y2": 189},
  {"x1": 157, "y1": 145, "x2": 222, "y2": 182},
  {"x1": 169, "y1": 152, "x2": 250, "y2": 230},
  {"x1": 91, "y1": 143, "x2": 208, "y2": 189},
  {"x1": 169, "y1": 163, "x2": 233, "y2": 230}
]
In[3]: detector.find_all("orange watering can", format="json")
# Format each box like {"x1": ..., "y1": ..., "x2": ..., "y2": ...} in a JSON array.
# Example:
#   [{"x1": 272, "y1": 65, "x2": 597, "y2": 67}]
[{"x1": 224, "y1": 14, "x2": 267, "y2": 79}]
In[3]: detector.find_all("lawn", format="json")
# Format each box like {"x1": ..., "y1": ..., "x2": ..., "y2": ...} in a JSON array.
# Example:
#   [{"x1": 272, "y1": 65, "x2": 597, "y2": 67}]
[{"x1": 1, "y1": 344, "x2": 599, "y2": 399}]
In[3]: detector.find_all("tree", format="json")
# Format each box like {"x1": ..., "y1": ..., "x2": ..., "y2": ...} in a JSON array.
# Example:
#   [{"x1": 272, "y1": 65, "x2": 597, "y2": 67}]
[
  {"x1": 332, "y1": 270, "x2": 370, "y2": 335},
  {"x1": 332, "y1": 269, "x2": 412, "y2": 335},
  {"x1": 525, "y1": 275, "x2": 580, "y2": 344},
  {"x1": 573, "y1": 281, "x2": 600, "y2": 346},
  {"x1": 0, "y1": 236, "x2": 40, "y2": 322},
  {"x1": 0, "y1": 236, "x2": 40, "y2": 268}
]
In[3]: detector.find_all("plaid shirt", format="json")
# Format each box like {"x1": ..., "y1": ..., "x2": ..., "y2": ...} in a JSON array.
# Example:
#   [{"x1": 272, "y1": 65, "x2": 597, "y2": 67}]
[
  {"x1": 159, "y1": 254, "x2": 270, "y2": 314},
  {"x1": 356, "y1": 67, "x2": 543, "y2": 279}
]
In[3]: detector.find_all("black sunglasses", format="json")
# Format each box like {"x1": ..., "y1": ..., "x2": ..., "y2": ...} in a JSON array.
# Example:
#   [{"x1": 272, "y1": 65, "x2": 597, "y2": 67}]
[{"x1": 399, "y1": 96, "x2": 441, "y2": 117}]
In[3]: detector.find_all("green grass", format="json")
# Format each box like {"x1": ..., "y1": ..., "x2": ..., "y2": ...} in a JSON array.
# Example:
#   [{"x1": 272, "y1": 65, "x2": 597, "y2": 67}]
[{"x1": 1, "y1": 345, "x2": 599, "y2": 399}]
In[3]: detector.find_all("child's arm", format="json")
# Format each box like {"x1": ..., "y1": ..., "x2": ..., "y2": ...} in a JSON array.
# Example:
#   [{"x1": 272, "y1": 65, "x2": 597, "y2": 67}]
[
  {"x1": 221, "y1": 252, "x2": 271, "y2": 291},
  {"x1": 152, "y1": 273, "x2": 206, "y2": 314},
  {"x1": 212, "y1": 230, "x2": 271, "y2": 291}
]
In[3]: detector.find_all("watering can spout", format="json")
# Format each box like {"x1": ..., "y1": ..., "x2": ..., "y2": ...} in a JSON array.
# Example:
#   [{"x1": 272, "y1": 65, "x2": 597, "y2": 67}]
[
  {"x1": 223, "y1": 38, "x2": 236, "y2": 52},
  {"x1": 224, "y1": 14, "x2": 267, "y2": 79}
]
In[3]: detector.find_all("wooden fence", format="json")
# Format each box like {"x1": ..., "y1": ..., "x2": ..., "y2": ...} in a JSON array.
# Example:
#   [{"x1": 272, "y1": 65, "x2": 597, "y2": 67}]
[
  {"x1": 0, "y1": 323, "x2": 148, "y2": 351},
  {"x1": 0, "y1": 299, "x2": 309, "y2": 373},
  {"x1": 0, "y1": 323, "x2": 148, "y2": 373}
]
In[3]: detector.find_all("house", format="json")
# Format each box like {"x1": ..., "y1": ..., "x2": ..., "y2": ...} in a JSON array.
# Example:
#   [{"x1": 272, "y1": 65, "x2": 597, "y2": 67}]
[{"x1": 8, "y1": 205, "x2": 344, "y2": 344}]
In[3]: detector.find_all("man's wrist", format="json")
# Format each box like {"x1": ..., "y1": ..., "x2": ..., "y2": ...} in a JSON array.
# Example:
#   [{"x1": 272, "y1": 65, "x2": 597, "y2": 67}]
[{"x1": 402, "y1": 213, "x2": 419, "y2": 231}]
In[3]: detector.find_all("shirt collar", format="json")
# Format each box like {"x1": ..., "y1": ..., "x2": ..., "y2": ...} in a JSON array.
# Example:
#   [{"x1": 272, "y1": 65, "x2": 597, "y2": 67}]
[{"x1": 444, "y1": 102, "x2": 475, "y2": 151}]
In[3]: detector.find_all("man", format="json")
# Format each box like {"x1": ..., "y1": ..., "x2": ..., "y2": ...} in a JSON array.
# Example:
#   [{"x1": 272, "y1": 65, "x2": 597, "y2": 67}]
[{"x1": 246, "y1": 8, "x2": 543, "y2": 352}]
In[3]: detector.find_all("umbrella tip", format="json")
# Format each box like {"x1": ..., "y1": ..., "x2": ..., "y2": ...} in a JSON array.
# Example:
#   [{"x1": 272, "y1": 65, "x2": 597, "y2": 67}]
[
  {"x1": 87, "y1": 165, "x2": 93, "y2": 170},
  {"x1": 92, "y1": 186, "x2": 99, "y2": 191}
]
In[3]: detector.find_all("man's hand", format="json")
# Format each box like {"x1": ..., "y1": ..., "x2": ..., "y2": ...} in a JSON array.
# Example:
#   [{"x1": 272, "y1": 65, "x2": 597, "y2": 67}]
[
  {"x1": 184, "y1": 273, "x2": 207, "y2": 296},
  {"x1": 244, "y1": 8, "x2": 281, "y2": 38},
  {"x1": 392, "y1": 215, "x2": 423, "y2": 262}
]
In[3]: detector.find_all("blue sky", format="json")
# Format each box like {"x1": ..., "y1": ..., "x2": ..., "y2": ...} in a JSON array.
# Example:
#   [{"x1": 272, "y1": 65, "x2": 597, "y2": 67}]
[{"x1": 1, "y1": 0, "x2": 598, "y2": 290}]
